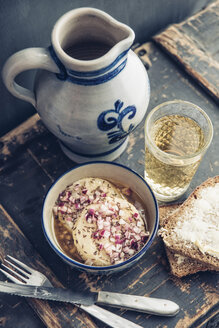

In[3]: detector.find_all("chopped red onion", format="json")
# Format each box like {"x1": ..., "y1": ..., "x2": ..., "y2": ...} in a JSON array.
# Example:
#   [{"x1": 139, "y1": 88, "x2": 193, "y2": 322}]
[{"x1": 88, "y1": 208, "x2": 95, "y2": 215}]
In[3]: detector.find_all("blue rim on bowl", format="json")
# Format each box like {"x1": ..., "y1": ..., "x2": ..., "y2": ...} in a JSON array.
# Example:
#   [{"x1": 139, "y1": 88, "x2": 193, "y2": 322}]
[{"x1": 42, "y1": 161, "x2": 159, "y2": 272}]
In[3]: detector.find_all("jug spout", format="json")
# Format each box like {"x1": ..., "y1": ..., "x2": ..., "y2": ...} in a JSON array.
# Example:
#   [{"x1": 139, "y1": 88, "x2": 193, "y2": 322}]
[{"x1": 51, "y1": 7, "x2": 135, "y2": 72}]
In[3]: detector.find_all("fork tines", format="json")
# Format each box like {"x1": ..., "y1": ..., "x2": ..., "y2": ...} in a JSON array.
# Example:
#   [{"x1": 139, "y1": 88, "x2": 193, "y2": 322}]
[{"x1": 0, "y1": 255, "x2": 30, "y2": 284}]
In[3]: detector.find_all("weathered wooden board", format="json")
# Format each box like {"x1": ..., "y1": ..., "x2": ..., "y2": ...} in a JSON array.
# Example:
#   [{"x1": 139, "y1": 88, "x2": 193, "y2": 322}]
[
  {"x1": 0, "y1": 114, "x2": 47, "y2": 167},
  {"x1": 0, "y1": 41, "x2": 218, "y2": 328},
  {"x1": 0, "y1": 205, "x2": 97, "y2": 328},
  {"x1": 0, "y1": 134, "x2": 218, "y2": 328},
  {"x1": 153, "y1": 0, "x2": 219, "y2": 103}
]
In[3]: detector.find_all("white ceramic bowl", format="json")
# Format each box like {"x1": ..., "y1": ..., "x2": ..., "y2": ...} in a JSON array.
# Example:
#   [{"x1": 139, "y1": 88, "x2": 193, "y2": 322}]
[{"x1": 42, "y1": 161, "x2": 159, "y2": 274}]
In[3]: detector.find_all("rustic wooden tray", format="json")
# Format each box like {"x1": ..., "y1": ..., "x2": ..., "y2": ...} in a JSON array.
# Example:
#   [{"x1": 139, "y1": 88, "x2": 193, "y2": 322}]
[
  {"x1": 0, "y1": 112, "x2": 218, "y2": 328},
  {"x1": 153, "y1": 0, "x2": 219, "y2": 103}
]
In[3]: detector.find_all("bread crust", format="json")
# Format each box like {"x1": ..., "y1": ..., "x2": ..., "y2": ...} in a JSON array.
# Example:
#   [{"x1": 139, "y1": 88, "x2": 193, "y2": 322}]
[
  {"x1": 165, "y1": 247, "x2": 216, "y2": 277},
  {"x1": 159, "y1": 176, "x2": 219, "y2": 272}
]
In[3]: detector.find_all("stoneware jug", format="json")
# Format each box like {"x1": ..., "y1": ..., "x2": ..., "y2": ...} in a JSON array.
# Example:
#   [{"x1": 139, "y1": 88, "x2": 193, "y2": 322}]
[{"x1": 2, "y1": 8, "x2": 150, "y2": 163}]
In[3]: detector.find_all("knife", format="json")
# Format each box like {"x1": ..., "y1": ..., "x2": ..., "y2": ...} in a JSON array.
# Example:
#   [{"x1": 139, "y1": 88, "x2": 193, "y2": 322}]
[{"x1": 0, "y1": 281, "x2": 179, "y2": 316}]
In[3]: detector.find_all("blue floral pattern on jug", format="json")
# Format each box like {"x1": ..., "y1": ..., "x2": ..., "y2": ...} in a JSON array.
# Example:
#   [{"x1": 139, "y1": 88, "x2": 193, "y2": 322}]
[{"x1": 97, "y1": 100, "x2": 136, "y2": 144}]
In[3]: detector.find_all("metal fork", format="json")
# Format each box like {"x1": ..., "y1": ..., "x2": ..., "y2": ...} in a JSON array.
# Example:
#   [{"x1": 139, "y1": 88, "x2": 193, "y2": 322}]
[
  {"x1": 0, "y1": 255, "x2": 142, "y2": 328},
  {"x1": 0, "y1": 255, "x2": 52, "y2": 287}
]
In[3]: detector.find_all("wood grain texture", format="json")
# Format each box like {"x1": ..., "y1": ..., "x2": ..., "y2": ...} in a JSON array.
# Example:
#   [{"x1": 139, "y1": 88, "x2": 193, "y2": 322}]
[
  {"x1": 0, "y1": 205, "x2": 97, "y2": 328},
  {"x1": 0, "y1": 41, "x2": 218, "y2": 327},
  {"x1": 0, "y1": 114, "x2": 47, "y2": 166},
  {"x1": 153, "y1": 0, "x2": 219, "y2": 103}
]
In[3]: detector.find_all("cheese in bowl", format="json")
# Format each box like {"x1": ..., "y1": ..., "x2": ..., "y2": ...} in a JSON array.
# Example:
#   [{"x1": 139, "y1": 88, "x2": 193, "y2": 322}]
[
  {"x1": 53, "y1": 178, "x2": 150, "y2": 266},
  {"x1": 42, "y1": 162, "x2": 158, "y2": 274}
]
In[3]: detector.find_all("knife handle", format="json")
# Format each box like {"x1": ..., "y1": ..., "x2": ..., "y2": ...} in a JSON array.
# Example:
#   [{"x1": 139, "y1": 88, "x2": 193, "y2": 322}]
[
  {"x1": 80, "y1": 304, "x2": 142, "y2": 328},
  {"x1": 97, "y1": 291, "x2": 180, "y2": 316}
]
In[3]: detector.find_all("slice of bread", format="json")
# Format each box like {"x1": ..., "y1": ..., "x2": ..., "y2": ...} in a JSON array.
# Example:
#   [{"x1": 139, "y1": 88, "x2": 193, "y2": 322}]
[
  {"x1": 159, "y1": 176, "x2": 219, "y2": 270},
  {"x1": 159, "y1": 204, "x2": 213, "y2": 277}
]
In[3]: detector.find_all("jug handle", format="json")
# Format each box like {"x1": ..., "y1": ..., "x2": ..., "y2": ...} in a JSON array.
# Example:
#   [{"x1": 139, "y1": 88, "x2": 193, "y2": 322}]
[{"x1": 2, "y1": 47, "x2": 60, "y2": 108}]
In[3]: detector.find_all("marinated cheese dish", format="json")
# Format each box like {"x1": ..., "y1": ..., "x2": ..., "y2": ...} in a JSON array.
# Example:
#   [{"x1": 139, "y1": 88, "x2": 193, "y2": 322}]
[{"x1": 53, "y1": 178, "x2": 150, "y2": 266}]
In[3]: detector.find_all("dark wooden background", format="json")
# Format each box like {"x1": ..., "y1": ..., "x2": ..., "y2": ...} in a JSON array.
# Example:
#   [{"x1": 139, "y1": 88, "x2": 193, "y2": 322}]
[{"x1": 0, "y1": 0, "x2": 213, "y2": 137}]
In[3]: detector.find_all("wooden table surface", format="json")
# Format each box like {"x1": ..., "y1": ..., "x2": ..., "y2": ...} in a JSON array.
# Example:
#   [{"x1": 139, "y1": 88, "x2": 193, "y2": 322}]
[{"x1": 0, "y1": 3, "x2": 218, "y2": 328}]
